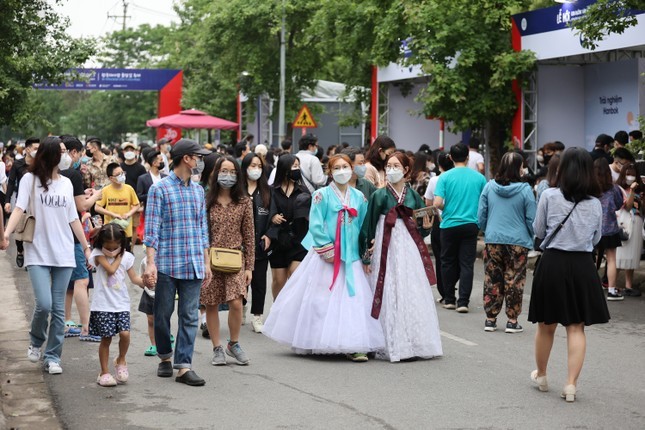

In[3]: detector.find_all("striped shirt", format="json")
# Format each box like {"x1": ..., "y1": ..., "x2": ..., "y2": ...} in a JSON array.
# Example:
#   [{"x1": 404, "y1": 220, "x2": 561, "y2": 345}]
[{"x1": 144, "y1": 172, "x2": 209, "y2": 280}]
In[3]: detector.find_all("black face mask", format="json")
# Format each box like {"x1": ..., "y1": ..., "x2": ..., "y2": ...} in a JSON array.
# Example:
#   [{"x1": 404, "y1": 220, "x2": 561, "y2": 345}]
[
  {"x1": 289, "y1": 169, "x2": 302, "y2": 182},
  {"x1": 158, "y1": 162, "x2": 165, "y2": 170},
  {"x1": 543, "y1": 154, "x2": 552, "y2": 165},
  {"x1": 85, "y1": 149, "x2": 93, "y2": 158}
]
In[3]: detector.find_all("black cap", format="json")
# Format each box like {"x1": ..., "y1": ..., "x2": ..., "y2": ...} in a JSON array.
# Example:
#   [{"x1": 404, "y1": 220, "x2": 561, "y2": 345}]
[{"x1": 170, "y1": 139, "x2": 211, "y2": 158}]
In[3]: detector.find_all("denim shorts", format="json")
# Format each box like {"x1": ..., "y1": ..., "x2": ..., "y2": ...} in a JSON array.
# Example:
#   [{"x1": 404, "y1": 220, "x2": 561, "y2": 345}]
[{"x1": 69, "y1": 243, "x2": 89, "y2": 282}]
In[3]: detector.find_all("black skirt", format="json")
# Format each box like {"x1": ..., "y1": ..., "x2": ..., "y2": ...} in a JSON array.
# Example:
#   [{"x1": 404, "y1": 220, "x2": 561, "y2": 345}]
[
  {"x1": 528, "y1": 249, "x2": 610, "y2": 326},
  {"x1": 598, "y1": 233, "x2": 622, "y2": 250}
]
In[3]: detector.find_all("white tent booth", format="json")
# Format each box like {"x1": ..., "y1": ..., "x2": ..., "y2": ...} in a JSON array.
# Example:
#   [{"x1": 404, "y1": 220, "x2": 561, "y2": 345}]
[
  {"x1": 511, "y1": 0, "x2": 645, "y2": 159},
  {"x1": 374, "y1": 63, "x2": 463, "y2": 152},
  {"x1": 242, "y1": 80, "x2": 366, "y2": 149}
]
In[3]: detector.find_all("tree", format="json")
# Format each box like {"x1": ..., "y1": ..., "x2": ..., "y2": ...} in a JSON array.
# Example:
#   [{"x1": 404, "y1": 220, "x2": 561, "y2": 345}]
[
  {"x1": 570, "y1": 0, "x2": 645, "y2": 50},
  {"x1": 352, "y1": 0, "x2": 538, "y2": 165},
  {"x1": 0, "y1": 0, "x2": 94, "y2": 127}
]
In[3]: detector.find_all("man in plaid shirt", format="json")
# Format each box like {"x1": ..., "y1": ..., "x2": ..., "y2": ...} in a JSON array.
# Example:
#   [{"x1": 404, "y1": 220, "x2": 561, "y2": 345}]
[{"x1": 144, "y1": 139, "x2": 211, "y2": 387}]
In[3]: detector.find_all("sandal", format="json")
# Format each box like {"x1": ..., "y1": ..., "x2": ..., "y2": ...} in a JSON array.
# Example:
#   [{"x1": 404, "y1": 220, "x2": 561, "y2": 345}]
[
  {"x1": 65, "y1": 320, "x2": 79, "y2": 328},
  {"x1": 144, "y1": 345, "x2": 157, "y2": 356},
  {"x1": 113, "y1": 357, "x2": 129, "y2": 383},
  {"x1": 170, "y1": 334, "x2": 175, "y2": 349},
  {"x1": 97, "y1": 373, "x2": 117, "y2": 387}
]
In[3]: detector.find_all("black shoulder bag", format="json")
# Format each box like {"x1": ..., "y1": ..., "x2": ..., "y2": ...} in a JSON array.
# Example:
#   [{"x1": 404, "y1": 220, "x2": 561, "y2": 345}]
[{"x1": 538, "y1": 201, "x2": 579, "y2": 251}]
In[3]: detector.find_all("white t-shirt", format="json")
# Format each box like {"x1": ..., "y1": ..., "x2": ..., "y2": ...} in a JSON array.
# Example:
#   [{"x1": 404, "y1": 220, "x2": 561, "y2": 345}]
[
  {"x1": 150, "y1": 172, "x2": 162, "y2": 185},
  {"x1": 467, "y1": 151, "x2": 484, "y2": 172},
  {"x1": 89, "y1": 249, "x2": 135, "y2": 312},
  {"x1": 15, "y1": 173, "x2": 78, "y2": 267},
  {"x1": 0, "y1": 161, "x2": 7, "y2": 189},
  {"x1": 423, "y1": 174, "x2": 443, "y2": 216}
]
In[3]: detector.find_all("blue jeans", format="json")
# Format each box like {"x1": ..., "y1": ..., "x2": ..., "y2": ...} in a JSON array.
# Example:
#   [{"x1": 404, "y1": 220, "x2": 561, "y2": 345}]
[
  {"x1": 153, "y1": 272, "x2": 202, "y2": 369},
  {"x1": 27, "y1": 266, "x2": 74, "y2": 365}
]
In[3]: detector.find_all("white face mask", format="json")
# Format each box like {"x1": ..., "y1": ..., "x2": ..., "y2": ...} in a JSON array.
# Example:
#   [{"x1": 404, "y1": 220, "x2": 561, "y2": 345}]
[
  {"x1": 427, "y1": 163, "x2": 436, "y2": 171},
  {"x1": 522, "y1": 168, "x2": 529, "y2": 176},
  {"x1": 124, "y1": 151, "x2": 137, "y2": 161},
  {"x1": 537, "y1": 155, "x2": 544, "y2": 163},
  {"x1": 332, "y1": 168, "x2": 352, "y2": 185},
  {"x1": 247, "y1": 168, "x2": 262, "y2": 181},
  {"x1": 102, "y1": 247, "x2": 121, "y2": 258},
  {"x1": 626, "y1": 175, "x2": 636, "y2": 185},
  {"x1": 386, "y1": 168, "x2": 404, "y2": 184},
  {"x1": 58, "y1": 152, "x2": 72, "y2": 170},
  {"x1": 116, "y1": 173, "x2": 126, "y2": 184},
  {"x1": 29, "y1": 150, "x2": 38, "y2": 159}
]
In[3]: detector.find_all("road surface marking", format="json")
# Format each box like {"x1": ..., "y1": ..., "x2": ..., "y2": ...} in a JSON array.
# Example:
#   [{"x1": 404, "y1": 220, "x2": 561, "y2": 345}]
[{"x1": 440, "y1": 331, "x2": 478, "y2": 346}]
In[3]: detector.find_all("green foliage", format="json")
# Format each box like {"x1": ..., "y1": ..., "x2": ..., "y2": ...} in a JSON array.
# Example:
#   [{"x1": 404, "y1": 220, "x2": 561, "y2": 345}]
[
  {"x1": 0, "y1": 0, "x2": 95, "y2": 127},
  {"x1": 401, "y1": 0, "x2": 536, "y2": 135},
  {"x1": 570, "y1": 0, "x2": 645, "y2": 50}
]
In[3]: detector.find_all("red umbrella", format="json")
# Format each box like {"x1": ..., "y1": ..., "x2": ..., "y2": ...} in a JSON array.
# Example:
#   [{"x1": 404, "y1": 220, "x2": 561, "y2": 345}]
[{"x1": 146, "y1": 109, "x2": 238, "y2": 130}]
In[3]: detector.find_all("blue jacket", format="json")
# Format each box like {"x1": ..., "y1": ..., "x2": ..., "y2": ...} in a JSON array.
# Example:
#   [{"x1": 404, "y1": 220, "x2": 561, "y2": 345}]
[{"x1": 477, "y1": 181, "x2": 536, "y2": 249}]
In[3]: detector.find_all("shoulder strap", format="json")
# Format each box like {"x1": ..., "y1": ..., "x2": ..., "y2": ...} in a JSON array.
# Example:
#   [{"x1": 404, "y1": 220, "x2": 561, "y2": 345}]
[
  {"x1": 541, "y1": 201, "x2": 579, "y2": 250},
  {"x1": 29, "y1": 174, "x2": 36, "y2": 215}
]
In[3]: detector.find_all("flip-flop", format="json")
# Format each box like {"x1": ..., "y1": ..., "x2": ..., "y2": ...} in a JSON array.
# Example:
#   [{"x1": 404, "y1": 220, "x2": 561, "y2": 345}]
[
  {"x1": 65, "y1": 320, "x2": 79, "y2": 328},
  {"x1": 113, "y1": 357, "x2": 129, "y2": 383}
]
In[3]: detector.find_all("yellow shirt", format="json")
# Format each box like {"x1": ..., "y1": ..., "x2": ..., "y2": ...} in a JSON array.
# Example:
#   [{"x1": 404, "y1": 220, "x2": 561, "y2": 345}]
[{"x1": 97, "y1": 183, "x2": 140, "y2": 237}]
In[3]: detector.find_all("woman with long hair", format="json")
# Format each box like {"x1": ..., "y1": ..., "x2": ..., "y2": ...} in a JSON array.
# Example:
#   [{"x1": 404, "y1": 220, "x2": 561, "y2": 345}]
[
  {"x1": 264, "y1": 154, "x2": 384, "y2": 361},
  {"x1": 410, "y1": 151, "x2": 431, "y2": 197},
  {"x1": 241, "y1": 152, "x2": 272, "y2": 333},
  {"x1": 266, "y1": 154, "x2": 310, "y2": 298},
  {"x1": 360, "y1": 152, "x2": 442, "y2": 362},
  {"x1": 478, "y1": 152, "x2": 536, "y2": 333},
  {"x1": 614, "y1": 162, "x2": 644, "y2": 298},
  {"x1": 363, "y1": 135, "x2": 396, "y2": 188},
  {"x1": 593, "y1": 158, "x2": 624, "y2": 301},
  {"x1": 528, "y1": 147, "x2": 609, "y2": 402},
  {"x1": 3, "y1": 137, "x2": 92, "y2": 374},
  {"x1": 201, "y1": 155, "x2": 255, "y2": 365}
]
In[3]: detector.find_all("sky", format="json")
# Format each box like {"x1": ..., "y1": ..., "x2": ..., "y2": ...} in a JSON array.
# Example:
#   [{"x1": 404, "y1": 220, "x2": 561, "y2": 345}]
[{"x1": 49, "y1": 0, "x2": 179, "y2": 39}]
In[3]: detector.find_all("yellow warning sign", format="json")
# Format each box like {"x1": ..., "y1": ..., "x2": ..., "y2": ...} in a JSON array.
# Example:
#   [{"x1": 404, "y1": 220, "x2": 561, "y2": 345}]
[{"x1": 293, "y1": 105, "x2": 317, "y2": 128}]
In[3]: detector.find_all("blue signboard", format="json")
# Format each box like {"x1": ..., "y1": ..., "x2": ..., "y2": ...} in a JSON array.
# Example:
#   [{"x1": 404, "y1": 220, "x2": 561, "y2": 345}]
[
  {"x1": 513, "y1": 0, "x2": 643, "y2": 37},
  {"x1": 34, "y1": 68, "x2": 182, "y2": 91}
]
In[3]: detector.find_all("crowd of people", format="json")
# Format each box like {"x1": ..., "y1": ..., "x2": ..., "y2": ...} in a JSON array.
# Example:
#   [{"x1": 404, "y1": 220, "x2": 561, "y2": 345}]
[{"x1": 0, "y1": 129, "x2": 642, "y2": 401}]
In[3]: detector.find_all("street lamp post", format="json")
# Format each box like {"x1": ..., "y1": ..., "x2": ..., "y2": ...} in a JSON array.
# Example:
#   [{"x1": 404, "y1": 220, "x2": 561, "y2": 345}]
[{"x1": 278, "y1": 0, "x2": 286, "y2": 144}]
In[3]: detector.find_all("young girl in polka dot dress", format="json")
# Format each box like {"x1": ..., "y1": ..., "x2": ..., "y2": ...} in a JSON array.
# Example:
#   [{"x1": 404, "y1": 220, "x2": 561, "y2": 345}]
[{"x1": 89, "y1": 223, "x2": 145, "y2": 387}]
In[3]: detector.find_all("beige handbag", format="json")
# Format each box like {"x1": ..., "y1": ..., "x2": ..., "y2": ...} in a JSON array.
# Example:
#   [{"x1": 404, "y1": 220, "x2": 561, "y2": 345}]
[
  {"x1": 14, "y1": 176, "x2": 36, "y2": 243},
  {"x1": 209, "y1": 247, "x2": 243, "y2": 273}
]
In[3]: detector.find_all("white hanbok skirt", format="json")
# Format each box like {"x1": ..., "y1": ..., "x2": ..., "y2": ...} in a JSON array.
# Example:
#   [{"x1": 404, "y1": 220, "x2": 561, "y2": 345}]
[
  {"x1": 263, "y1": 250, "x2": 385, "y2": 355},
  {"x1": 368, "y1": 216, "x2": 443, "y2": 362}
]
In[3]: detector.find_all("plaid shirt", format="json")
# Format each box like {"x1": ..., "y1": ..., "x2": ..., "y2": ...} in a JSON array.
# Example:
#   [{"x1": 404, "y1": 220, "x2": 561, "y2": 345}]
[{"x1": 144, "y1": 172, "x2": 209, "y2": 280}]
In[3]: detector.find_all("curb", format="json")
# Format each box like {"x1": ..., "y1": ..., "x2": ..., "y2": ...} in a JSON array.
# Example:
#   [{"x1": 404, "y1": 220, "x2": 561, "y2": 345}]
[{"x1": 0, "y1": 254, "x2": 62, "y2": 429}]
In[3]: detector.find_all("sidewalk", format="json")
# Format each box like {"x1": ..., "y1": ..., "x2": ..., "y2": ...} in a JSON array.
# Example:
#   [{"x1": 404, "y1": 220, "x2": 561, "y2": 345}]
[{"x1": 0, "y1": 254, "x2": 62, "y2": 429}]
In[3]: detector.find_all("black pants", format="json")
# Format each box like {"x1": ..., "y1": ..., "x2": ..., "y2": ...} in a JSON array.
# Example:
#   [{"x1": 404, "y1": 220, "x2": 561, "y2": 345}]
[
  {"x1": 16, "y1": 239, "x2": 24, "y2": 254},
  {"x1": 250, "y1": 258, "x2": 268, "y2": 315},
  {"x1": 440, "y1": 223, "x2": 479, "y2": 307},
  {"x1": 430, "y1": 224, "x2": 444, "y2": 300}
]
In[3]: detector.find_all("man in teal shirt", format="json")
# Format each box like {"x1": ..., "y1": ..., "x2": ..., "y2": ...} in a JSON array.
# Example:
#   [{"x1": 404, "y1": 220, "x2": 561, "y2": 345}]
[{"x1": 433, "y1": 143, "x2": 486, "y2": 313}]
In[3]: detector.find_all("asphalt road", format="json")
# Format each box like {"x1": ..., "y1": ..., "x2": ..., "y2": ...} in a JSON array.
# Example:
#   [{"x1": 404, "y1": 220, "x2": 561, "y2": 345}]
[{"x1": 12, "y1": 246, "x2": 645, "y2": 430}]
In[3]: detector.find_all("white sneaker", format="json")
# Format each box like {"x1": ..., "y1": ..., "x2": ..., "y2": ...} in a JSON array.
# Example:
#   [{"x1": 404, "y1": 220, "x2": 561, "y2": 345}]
[
  {"x1": 45, "y1": 361, "x2": 63, "y2": 375},
  {"x1": 242, "y1": 305, "x2": 248, "y2": 326},
  {"x1": 27, "y1": 345, "x2": 41, "y2": 362},
  {"x1": 251, "y1": 315, "x2": 264, "y2": 333}
]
